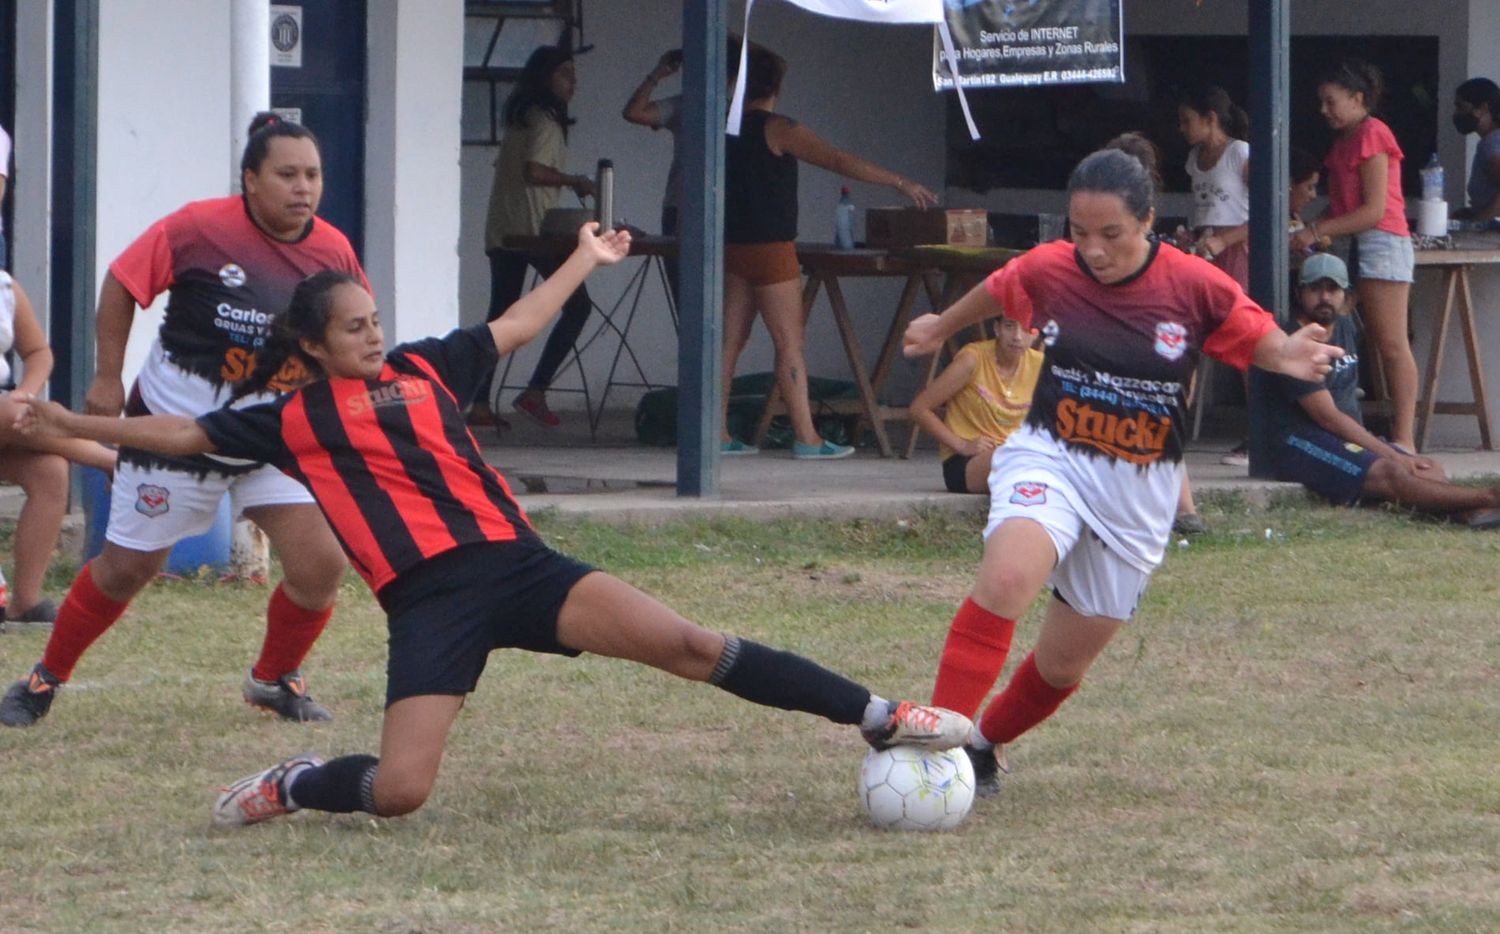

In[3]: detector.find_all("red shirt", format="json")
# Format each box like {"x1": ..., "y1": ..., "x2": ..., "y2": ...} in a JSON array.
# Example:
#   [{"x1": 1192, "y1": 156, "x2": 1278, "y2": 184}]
[
  {"x1": 197, "y1": 326, "x2": 535, "y2": 595},
  {"x1": 1325, "y1": 117, "x2": 1410, "y2": 237}
]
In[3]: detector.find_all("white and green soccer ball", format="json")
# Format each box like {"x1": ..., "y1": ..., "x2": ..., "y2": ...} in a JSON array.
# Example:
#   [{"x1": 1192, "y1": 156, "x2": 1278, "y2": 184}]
[{"x1": 858, "y1": 744, "x2": 975, "y2": 831}]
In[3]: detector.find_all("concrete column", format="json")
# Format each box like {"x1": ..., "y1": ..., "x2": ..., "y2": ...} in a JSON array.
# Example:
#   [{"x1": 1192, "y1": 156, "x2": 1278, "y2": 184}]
[
  {"x1": 12, "y1": 2, "x2": 54, "y2": 325},
  {"x1": 230, "y1": 0, "x2": 271, "y2": 192}
]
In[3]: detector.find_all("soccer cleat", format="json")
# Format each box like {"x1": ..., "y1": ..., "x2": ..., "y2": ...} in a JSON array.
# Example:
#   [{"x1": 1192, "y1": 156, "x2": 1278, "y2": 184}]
[
  {"x1": 965, "y1": 742, "x2": 1010, "y2": 798},
  {"x1": 4, "y1": 599, "x2": 59, "y2": 632},
  {"x1": 211, "y1": 753, "x2": 324, "y2": 827},
  {"x1": 862, "y1": 700, "x2": 972, "y2": 751},
  {"x1": 243, "y1": 670, "x2": 333, "y2": 722},
  {"x1": 0, "y1": 663, "x2": 62, "y2": 728}
]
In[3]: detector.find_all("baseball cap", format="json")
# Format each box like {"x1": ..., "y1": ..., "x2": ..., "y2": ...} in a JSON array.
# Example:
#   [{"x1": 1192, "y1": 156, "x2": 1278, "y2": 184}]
[{"x1": 1299, "y1": 252, "x2": 1350, "y2": 289}]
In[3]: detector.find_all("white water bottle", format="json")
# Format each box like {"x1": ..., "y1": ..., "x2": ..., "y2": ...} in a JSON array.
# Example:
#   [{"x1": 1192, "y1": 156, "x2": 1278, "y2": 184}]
[
  {"x1": 833, "y1": 187, "x2": 856, "y2": 249},
  {"x1": 1421, "y1": 153, "x2": 1444, "y2": 201}
]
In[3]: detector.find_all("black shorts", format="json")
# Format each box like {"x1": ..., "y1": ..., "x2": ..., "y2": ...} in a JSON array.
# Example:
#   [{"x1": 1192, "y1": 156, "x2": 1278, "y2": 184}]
[
  {"x1": 943, "y1": 453, "x2": 978, "y2": 493},
  {"x1": 1271, "y1": 427, "x2": 1378, "y2": 506},
  {"x1": 378, "y1": 538, "x2": 596, "y2": 706}
]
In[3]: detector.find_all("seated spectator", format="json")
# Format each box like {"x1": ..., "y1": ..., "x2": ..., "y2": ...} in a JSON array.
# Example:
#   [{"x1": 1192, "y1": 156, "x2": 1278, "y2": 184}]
[
  {"x1": 908, "y1": 317, "x2": 1043, "y2": 494},
  {"x1": 1248, "y1": 254, "x2": 1500, "y2": 526},
  {"x1": 0, "y1": 271, "x2": 117, "y2": 629}
]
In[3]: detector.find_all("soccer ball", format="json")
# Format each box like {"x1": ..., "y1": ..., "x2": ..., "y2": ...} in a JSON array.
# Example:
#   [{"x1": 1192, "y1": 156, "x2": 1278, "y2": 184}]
[{"x1": 858, "y1": 744, "x2": 975, "y2": 831}]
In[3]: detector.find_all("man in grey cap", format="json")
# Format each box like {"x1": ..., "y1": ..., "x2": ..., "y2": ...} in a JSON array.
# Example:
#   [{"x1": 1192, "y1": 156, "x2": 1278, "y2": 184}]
[{"x1": 1248, "y1": 252, "x2": 1500, "y2": 526}]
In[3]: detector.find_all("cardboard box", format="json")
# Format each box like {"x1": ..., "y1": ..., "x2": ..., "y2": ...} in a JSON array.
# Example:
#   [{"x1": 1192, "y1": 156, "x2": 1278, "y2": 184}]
[{"x1": 865, "y1": 208, "x2": 989, "y2": 248}]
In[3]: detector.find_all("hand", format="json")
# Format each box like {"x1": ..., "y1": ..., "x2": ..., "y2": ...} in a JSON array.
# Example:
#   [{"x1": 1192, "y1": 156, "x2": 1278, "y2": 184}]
[
  {"x1": 959, "y1": 436, "x2": 997, "y2": 458},
  {"x1": 1289, "y1": 227, "x2": 1319, "y2": 252},
  {"x1": 897, "y1": 180, "x2": 939, "y2": 208},
  {"x1": 903, "y1": 313, "x2": 947, "y2": 358},
  {"x1": 577, "y1": 221, "x2": 632, "y2": 267},
  {"x1": 654, "y1": 50, "x2": 682, "y2": 79},
  {"x1": 9, "y1": 391, "x2": 69, "y2": 439},
  {"x1": 1407, "y1": 454, "x2": 1440, "y2": 475},
  {"x1": 1274, "y1": 322, "x2": 1345, "y2": 382},
  {"x1": 1202, "y1": 234, "x2": 1225, "y2": 258},
  {"x1": 84, "y1": 375, "x2": 125, "y2": 417},
  {"x1": 570, "y1": 175, "x2": 596, "y2": 199}
]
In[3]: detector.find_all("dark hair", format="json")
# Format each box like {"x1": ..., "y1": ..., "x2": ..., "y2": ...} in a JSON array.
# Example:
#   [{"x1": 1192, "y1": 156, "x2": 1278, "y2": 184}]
[
  {"x1": 1456, "y1": 76, "x2": 1500, "y2": 112},
  {"x1": 240, "y1": 111, "x2": 321, "y2": 178},
  {"x1": 729, "y1": 38, "x2": 786, "y2": 102},
  {"x1": 504, "y1": 46, "x2": 576, "y2": 139},
  {"x1": 1068, "y1": 148, "x2": 1155, "y2": 221},
  {"x1": 1320, "y1": 58, "x2": 1385, "y2": 113},
  {"x1": 231, "y1": 270, "x2": 365, "y2": 401},
  {"x1": 1179, "y1": 85, "x2": 1249, "y2": 140},
  {"x1": 1289, "y1": 146, "x2": 1321, "y2": 185},
  {"x1": 1102, "y1": 132, "x2": 1164, "y2": 189}
]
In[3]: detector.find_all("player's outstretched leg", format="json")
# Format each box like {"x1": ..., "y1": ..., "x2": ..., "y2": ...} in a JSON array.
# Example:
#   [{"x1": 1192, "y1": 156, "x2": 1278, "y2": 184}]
[
  {"x1": 212, "y1": 754, "x2": 326, "y2": 826},
  {"x1": 553, "y1": 571, "x2": 972, "y2": 750}
]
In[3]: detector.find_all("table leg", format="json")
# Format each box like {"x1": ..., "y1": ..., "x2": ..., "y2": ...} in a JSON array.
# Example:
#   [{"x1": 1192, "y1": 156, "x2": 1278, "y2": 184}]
[
  {"x1": 753, "y1": 273, "x2": 823, "y2": 447},
  {"x1": 823, "y1": 275, "x2": 893, "y2": 457},
  {"x1": 1456, "y1": 267, "x2": 1494, "y2": 450},
  {"x1": 1417, "y1": 269, "x2": 1457, "y2": 452}
]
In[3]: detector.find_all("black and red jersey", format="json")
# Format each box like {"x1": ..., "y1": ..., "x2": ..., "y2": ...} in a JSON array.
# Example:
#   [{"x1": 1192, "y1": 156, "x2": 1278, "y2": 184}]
[
  {"x1": 112, "y1": 195, "x2": 368, "y2": 391},
  {"x1": 197, "y1": 326, "x2": 536, "y2": 594}
]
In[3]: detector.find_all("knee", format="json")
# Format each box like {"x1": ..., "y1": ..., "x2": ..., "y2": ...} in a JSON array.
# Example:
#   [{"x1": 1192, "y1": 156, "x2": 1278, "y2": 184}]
[
  {"x1": 282, "y1": 544, "x2": 348, "y2": 601},
  {"x1": 682, "y1": 627, "x2": 727, "y2": 676},
  {"x1": 973, "y1": 565, "x2": 1039, "y2": 613},
  {"x1": 1363, "y1": 458, "x2": 1402, "y2": 498},
  {"x1": 373, "y1": 768, "x2": 436, "y2": 817},
  {"x1": 20, "y1": 454, "x2": 68, "y2": 500},
  {"x1": 92, "y1": 547, "x2": 163, "y2": 597}
]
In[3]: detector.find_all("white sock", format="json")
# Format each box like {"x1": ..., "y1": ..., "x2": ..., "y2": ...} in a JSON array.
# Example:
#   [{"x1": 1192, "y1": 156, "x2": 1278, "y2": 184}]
[
  {"x1": 967, "y1": 723, "x2": 994, "y2": 750},
  {"x1": 861, "y1": 695, "x2": 893, "y2": 732}
]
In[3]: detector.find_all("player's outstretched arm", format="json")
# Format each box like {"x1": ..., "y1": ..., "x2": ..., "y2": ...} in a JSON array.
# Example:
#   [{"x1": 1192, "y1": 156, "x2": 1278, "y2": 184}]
[
  {"x1": 489, "y1": 222, "x2": 631, "y2": 356},
  {"x1": 1253, "y1": 322, "x2": 1345, "y2": 383},
  {"x1": 10, "y1": 392, "x2": 215, "y2": 456},
  {"x1": 903, "y1": 281, "x2": 1004, "y2": 359}
]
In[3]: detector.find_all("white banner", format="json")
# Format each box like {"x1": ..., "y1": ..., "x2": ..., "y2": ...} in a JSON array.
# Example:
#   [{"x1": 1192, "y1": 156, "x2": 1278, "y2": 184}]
[{"x1": 730, "y1": 0, "x2": 977, "y2": 138}]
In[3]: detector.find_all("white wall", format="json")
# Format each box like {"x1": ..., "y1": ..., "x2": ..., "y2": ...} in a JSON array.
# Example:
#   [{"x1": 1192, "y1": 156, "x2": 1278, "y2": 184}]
[
  {"x1": 365, "y1": 0, "x2": 464, "y2": 346},
  {"x1": 457, "y1": 0, "x2": 948, "y2": 411},
  {"x1": 96, "y1": 1, "x2": 234, "y2": 386},
  {"x1": 12, "y1": 3, "x2": 53, "y2": 326}
]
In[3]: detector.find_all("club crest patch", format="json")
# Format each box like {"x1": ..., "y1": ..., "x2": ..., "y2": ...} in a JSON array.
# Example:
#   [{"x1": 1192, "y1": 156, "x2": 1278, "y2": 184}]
[
  {"x1": 1154, "y1": 321, "x2": 1188, "y2": 361},
  {"x1": 1009, "y1": 481, "x2": 1048, "y2": 506},
  {"x1": 219, "y1": 263, "x2": 247, "y2": 288},
  {"x1": 135, "y1": 484, "x2": 170, "y2": 518},
  {"x1": 1040, "y1": 318, "x2": 1061, "y2": 347}
]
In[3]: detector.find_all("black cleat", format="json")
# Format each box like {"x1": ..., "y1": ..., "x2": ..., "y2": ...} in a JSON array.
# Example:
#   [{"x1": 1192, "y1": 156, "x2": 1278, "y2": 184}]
[
  {"x1": 965, "y1": 742, "x2": 1009, "y2": 798},
  {"x1": 242, "y1": 670, "x2": 333, "y2": 722},
  {"x1": 0, "y1": 663, "x2": 62, "y2": 728}
]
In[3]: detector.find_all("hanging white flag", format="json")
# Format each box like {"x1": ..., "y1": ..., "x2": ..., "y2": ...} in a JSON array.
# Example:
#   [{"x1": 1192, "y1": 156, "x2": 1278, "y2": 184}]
[{"x1": 729, "y1": 0, "x2": 979, "y2": 139}]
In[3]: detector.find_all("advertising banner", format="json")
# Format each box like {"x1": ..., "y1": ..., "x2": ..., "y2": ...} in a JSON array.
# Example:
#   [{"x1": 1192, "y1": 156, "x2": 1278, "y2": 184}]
[{"x1": 934, "y1": 0, "x2": 1124, "y2": 89}]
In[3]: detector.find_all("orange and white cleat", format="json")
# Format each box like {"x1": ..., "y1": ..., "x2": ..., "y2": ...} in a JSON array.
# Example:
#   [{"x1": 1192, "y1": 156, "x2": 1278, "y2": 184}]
[
  {"x1": 861, "y1": 700, "x2": 972, "y2": 752},
  {"x1": 211, "y1": 754, "x2": 324, "y2": 827}
]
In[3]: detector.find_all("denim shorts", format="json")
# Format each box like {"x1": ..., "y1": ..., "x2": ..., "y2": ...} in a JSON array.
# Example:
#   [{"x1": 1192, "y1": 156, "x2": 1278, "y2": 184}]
[{"x1": 1354, "y1": 228, "x2": 1414, "y2": 283}]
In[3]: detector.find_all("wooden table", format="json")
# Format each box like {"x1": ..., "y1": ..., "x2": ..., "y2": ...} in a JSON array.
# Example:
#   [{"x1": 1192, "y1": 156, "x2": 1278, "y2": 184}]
[{"x1": 1413, "y1": 240, "x2": 1500, "y2": 450}]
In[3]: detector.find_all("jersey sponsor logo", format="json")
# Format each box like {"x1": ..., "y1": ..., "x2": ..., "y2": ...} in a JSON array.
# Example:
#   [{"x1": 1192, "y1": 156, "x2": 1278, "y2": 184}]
[
  {"x1": 1054, "y1": 397, "x2": 1171, "y2": 465},
  {"x1": 1153, "y1": 321, "x2": 1188, "y2": 361},
  {"x1": 1040, "y1": 319, "x2": 1060, "y2": 347},
  {"x1": 135, "y1": 484, "x2": 171, "y2": 518},
  {"x1": 220, "y1": 348, "x2": 309, "y2": 391},
  {"x1": 218, "y1": 263, "x2": 247, "y2": 288},
  {"x1": 345, "y1": 377, "x2": 433, "y2": 415},
  {"x1": 1008, "y1": 481, "x2": 1048, "y2": 506}
]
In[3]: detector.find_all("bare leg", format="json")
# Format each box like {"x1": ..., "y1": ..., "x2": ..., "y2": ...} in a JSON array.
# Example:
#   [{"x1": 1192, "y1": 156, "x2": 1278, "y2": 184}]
[
  {"x1": 554, "y1": 572, "x2": 726, "y2": 678},
  {"x1": 371, "y1": 694, "x2": 466, "y2": 816},
  {"x1": 754, "y1": 277, "x2": 822, "y2": 447},
  {"x1": 721, "y1": 271, "x2": 759, "y2": 443},
  {"x1": 1031, "y1": 596, "x2": 1125, "y2": 689},
  {"x1": 244, "y1": 503, "x2": 347, "y2": 611},
  {"x1": 970, "y1": 518, "x2": 1058, "y2": 619},
  {"x1": 1358, "y1": 278, "x2": 1418, "y2": 450},
  {"x1": 963, "y1": 453, "x2": 993, "y2": 494},
  {"x1": 1362, "y1": 458, "x2": 1500, "y2": 515},
  {"x1": 0, "y1": 450, "x2": 69, "y2": 611}
]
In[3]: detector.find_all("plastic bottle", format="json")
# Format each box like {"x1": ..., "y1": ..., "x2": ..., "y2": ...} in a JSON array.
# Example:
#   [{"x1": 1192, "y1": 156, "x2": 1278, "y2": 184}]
[
  {"x1": 595, "y1": 159, "x2": 615, "y2": 233},
  {"x1": 833, "y1": 187, "x2": 856, "y2": 249},
  {"x1": 1421, "y1": 153, "x2": 1444, "y2": 202}
]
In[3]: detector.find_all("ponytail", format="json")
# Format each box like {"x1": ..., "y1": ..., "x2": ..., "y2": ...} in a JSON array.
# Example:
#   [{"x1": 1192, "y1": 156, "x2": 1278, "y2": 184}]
[{"x1": 230, "y1": 270, "x2": 363, "y2": 401}]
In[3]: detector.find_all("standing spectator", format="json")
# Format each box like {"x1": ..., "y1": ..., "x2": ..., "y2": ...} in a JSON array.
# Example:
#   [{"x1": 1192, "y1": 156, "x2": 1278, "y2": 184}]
[
  {"x1": 1176, "y1": 86, "x2": 1251, "y2": 290},
  {"x1": 0, "y1": 271, "x2": 117, "y2": 630},
  {"x1": 720, "y1": 41, "x2": 937, "y2": 458},
  {"x1": 622, "y1": 48, "x2": 686, "y2": 301},
  {"x1": 1450, "y1": 77, "x2": 1500, "y2": 222},
  {"x1": 1292, "y1": 59, "x2": 1418, "y2": 453},
  {"x1": 0, "y1": 123, "x2": 11, "y2": 268},
  {"x1": 0, "y1": 114, "x2": 361, "y2": 728},
  {"x1": 476, "y1": 45, "x2": 596, "y2": 431}
]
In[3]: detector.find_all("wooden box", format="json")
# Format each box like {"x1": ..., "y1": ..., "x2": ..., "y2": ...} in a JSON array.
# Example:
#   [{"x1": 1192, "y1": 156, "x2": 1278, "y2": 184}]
[{"x1": 864, "y1": 208, "x2": 989, "y2": 248}]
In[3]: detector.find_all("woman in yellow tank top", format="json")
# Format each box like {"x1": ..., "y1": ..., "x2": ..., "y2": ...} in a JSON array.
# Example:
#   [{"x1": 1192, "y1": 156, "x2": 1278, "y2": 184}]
[{"x1": 909, "y1": 317, "x2": 1044, "y2": 494}]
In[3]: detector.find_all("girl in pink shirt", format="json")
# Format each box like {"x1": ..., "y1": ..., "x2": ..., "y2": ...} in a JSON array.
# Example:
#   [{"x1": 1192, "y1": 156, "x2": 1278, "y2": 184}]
[{"x1": 1293, "y1": 59, "x2": 1418, "y2": 451}]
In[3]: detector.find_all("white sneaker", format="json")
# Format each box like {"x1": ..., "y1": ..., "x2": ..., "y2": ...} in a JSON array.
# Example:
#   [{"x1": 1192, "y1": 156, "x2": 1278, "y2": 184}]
[{"x1": 211, "y1": 754, "x2": 324, "y2": 827}]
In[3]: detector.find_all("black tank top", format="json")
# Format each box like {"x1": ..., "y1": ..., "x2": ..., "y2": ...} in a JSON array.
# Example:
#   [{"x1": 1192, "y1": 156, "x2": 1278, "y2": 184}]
[{"x1": 725, "y1": 110, "x2": 799, "y2": 244}]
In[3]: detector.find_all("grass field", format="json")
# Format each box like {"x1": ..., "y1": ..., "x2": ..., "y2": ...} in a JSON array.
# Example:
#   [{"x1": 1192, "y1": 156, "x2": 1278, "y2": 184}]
[{"x1": 2, "y1": 496, "x2": 1498, "y2": 931}]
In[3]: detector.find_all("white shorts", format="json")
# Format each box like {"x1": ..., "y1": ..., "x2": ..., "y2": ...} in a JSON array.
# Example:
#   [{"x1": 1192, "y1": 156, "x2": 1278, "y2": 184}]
[
  {"x1": 105, "y1": 460, "x2": 313, "y2": 553},
  {"x1": 983, "y1": 465, "x2": 1151, "y2": 621}
]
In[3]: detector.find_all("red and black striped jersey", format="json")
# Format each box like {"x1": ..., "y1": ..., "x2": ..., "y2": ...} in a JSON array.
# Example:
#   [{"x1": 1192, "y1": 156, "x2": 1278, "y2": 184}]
[{"x1": 197, "y1": 325, "x2": 536, "y2": 594}]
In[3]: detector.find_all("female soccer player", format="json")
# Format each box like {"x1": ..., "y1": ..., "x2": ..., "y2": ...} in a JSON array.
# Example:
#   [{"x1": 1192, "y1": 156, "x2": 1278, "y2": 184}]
[
  {"x1": 904, "y1": 149, "x2": 1341, "y2": 797},
  {"x1": 11, "y1": 223, "x2": 970, "y2": 825},
  {"x1": 0, "y1": 113, "x2": 363, "y2": 728}
]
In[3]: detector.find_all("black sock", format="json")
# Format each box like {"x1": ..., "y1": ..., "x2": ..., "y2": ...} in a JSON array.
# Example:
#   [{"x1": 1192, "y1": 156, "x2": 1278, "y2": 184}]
[
  {"x1": 709, "y1": 636, "x2": 870, "y2": 725},
  {"x1": 285, "y1": 754, "x2": 380, "y2": 814}
]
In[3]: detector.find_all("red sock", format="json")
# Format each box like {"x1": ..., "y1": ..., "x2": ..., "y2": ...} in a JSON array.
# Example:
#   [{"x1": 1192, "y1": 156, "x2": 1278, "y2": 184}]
[
  {"x1": 931, "y1": 598, "x2": 1015, "y2": 718},
  {"x1": 251, "y1": 585, "x2": 333, "y2": 682},
  {"x1": 978, "y1": 651, "x2": 1078, "y2": 745},
  {"x1": 40, "y1": 562, "x2": 131, "y2": 682}
]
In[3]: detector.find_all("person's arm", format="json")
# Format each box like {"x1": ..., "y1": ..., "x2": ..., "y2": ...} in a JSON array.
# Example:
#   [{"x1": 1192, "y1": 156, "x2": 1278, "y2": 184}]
[
  {"x1": 909, "y1": 351, "x2": 992, "y2": 457},
  {"x1": 7, "y1": 279, "x2": 51, "y2": 396},
  {"x1": 622, "y1": 53, "x2": 680, "y2": 127},
  {"x1": 1251, "y1": 322, "x2": 1345, "y2": 382},
  {"x1": 86, "y1": 272, "x2": 138, "y2": 416},
  {"x1": 11, "y1": 393, "x2": 213, "y2": 455},
  {"x1": 1471, "y1": 150, "x2": 1500, "y2": 221},
  {"x1": 1304, "y1": 153, "x2": 1388, "y2": 241},
  {"x1": 767, "y1": 117, "x2": 938, "y2": 208},
  {"x1": 903, "y1": 282, "x2": 1006, "y2": 358},
  {"x1": 522, "y1": 161, "x2": 594, "y2": 199},
  {"x1": 1201, "y1": 223, "x2": 1249, "y2": 256},
  {"x1": 489, "y1": 222, "x2": 630, "y2": 355}
]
